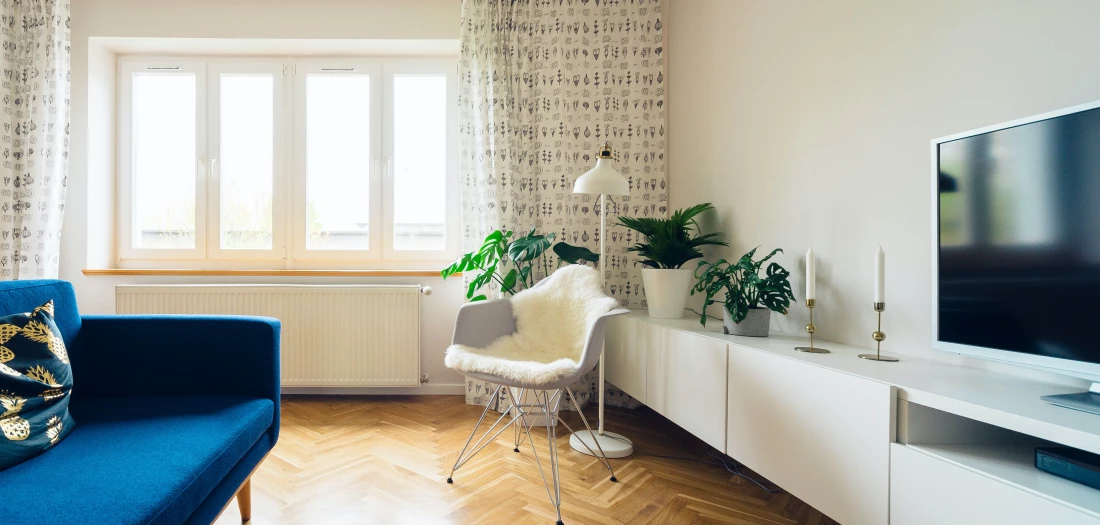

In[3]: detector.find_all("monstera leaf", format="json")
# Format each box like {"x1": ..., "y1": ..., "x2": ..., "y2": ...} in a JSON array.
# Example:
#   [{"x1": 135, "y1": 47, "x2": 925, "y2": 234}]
[
  {"x1": 442, "y1": 227, "x2": 603, "y2": 301},
  {"x1": 553, "y1": 242, "x2": 600, "y2": 265},
  {"x1": 508, "y1": 228, "x2": 555, "y2": 262}
]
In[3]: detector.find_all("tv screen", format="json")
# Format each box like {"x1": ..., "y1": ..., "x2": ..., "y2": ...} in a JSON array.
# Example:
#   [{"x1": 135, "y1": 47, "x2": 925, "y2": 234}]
[{"x1": 937, "y1": 105, "x2": 1100, "y2": 366}]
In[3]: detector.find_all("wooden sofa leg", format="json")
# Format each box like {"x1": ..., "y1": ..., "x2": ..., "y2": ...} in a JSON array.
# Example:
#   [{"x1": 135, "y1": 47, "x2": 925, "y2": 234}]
[{"x1": 237, "y1": 479, "x2": 252, "y2": 523}]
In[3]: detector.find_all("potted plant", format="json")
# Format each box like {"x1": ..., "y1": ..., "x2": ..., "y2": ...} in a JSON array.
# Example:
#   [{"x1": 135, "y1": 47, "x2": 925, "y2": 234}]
[
  {"x1": 618, "y1": 203, "x2": 727, "y2": 318},
  {"x1": 691, "y1": 247, "x2": 795, "y2": 336},
  {"x1": 442, "y1": 228, "x2": 599, "y2": 301}
]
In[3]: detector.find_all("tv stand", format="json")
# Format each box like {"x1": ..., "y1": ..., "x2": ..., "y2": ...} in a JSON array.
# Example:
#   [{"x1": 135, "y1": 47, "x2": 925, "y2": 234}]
[
  {"x1": 607, "y1": 312, "x2": 1100, "y2": 524},
  {"x1": 1043, "y1": 382, "x2": 1100, "y2": 416}
]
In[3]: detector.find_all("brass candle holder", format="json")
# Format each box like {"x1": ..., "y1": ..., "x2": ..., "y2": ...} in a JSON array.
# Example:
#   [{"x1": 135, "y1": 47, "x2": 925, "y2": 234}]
[
  {"x1": 859, "y1": 302, "x2": 899, "y2": 362},
  {"x1": 794, "y1": 299, "x2": 830, "y2": 353}
]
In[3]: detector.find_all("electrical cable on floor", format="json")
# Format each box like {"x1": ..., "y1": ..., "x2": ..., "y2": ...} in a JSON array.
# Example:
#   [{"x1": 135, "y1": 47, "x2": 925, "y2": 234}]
[{"x1": 575, "y1": 415, "x2": 781, "y2": 493}]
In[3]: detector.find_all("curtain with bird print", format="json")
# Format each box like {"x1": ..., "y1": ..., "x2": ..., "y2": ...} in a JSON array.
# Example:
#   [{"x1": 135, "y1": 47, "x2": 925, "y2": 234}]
[
  {"x1": 458, "y1": 0, "x2": 666, "y2": 410},
  {"x1": 0, "y1": 0, "x2": 70, "y2": 279}
]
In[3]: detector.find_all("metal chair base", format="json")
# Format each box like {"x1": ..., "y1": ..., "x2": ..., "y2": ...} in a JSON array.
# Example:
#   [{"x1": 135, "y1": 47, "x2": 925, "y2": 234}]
[{"x1": 447, "y1": 385, "x2": 617, "y2": 524}]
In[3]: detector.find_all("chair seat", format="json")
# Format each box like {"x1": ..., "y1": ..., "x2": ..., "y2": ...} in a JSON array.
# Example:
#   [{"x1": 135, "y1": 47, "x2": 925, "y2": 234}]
[
  {"x1": 450, "y1": 352, "x2": 584, "y2": 390},
  {"x1": 0, "y1": 395, "x2": 274, "y2": 525}
]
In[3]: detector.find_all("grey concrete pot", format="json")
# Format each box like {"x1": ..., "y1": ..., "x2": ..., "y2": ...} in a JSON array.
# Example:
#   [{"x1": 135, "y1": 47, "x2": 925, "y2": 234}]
[{"x1": 722, "y1": 307, "x2": 771, "y2": 337}]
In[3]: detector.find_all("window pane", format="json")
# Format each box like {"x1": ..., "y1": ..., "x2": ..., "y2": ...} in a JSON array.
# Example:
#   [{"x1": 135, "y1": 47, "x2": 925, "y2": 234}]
[
  {"x1": 132, "y1": 73, "x2": 196, "y2": 249},
  {"x1": 393, "y1": 75, "x2": 447, "y2": 251},
  {"x1": 220, "y1": 74, "x2": 274, "y2": 250},
  {"x1": 306, "y1": 74, "x2": 371, "y2": 250}
]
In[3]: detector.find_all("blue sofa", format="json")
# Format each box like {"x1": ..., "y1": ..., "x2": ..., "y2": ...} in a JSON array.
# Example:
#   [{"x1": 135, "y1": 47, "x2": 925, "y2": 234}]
[{"x1": 0, "y1": 280, "x2": 281, "y2": 525}]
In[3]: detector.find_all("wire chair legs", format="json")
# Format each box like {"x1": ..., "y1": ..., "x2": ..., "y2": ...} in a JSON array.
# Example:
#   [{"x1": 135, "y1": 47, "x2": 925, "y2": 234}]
[{"x1": 447, "y1": 385, "x2": 618, "y2": 525}]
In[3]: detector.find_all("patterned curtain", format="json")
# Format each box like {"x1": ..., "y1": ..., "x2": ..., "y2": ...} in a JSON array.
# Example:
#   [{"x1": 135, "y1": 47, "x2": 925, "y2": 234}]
[
  {"x1": 459, "y1": 0, "x2": 666, "y2": 410},
  {"x1": 0, "y1": 0, "x2": 70, "y2": 279}
]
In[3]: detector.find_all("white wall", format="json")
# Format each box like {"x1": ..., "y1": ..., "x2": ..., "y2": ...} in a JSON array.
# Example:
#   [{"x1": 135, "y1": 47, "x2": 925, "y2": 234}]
[
  {"x1": 65, "y1": 0, "x2": 467, "y2": 393},
  {"x1": 667, "y1": 0, "x2": 1100, "y2": 385}
]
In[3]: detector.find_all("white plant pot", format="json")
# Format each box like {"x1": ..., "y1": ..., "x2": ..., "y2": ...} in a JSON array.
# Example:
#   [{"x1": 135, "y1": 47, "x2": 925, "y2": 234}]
[{"x1": 641, "y1": 268, "x2": 694, "y2": 319}]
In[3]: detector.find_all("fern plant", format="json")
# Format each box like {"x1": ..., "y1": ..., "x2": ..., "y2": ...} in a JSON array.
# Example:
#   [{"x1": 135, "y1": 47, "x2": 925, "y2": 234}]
[
  {"x1": 617, "y1": 203, "x2": 728, "y2": 269},
  {"x1": 691, "y1": 247, "x2": 795, "y2": 326},
  {"x1": 441, "y1": 228, "x2": 599, "y2": 301}
]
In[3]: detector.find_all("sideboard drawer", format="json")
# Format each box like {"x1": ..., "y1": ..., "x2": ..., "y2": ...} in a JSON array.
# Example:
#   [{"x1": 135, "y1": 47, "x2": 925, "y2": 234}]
[
  {"x1": 727, "y1": 347, "x2": 893, "y2": 525},
  {"x1": 605, "y1": 316, "x2": 647, "y2": 403},
  {"x1": 646, "y1": 325, "x2": 728, "y2": 451}
]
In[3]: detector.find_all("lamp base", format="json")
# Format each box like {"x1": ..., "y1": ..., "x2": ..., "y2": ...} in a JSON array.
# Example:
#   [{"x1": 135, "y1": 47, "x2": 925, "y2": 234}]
[
  {"x1": 858, "y1": 353, "x2": 900, "y2": 362},
  {"x1": 794, "y1": 346, "x2": 830, "y2": 354},
  {"x1": 569, "y1": 431, "x2": 634, "y2": 458}
]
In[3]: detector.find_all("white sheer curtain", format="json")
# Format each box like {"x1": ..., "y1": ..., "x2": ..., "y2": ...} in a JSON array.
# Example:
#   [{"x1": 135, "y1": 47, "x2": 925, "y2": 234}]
[
  {"x1": 459, "y1": 0, "x2": 666, "y2": 410},
  {"x1": 0, "y1": 0, "x2": 70, "y2": 279}
]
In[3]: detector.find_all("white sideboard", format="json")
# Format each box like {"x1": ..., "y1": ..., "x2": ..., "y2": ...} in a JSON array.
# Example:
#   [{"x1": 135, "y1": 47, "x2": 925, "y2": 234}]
[{"x1": 605, "y1": 311, "x2": 1100, "y2": 525}]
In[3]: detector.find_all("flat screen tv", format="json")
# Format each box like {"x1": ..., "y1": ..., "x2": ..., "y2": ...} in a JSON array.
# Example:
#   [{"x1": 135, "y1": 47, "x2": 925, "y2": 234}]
[{"x1": 932, "y1": 100, "x2": 1100, "y2": 412}]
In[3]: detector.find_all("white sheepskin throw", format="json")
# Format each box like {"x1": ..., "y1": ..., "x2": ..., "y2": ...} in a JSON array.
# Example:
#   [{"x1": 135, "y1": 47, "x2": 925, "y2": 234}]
[{"x1": 445, "y1": 265, "x2": 619, "y2": 386}]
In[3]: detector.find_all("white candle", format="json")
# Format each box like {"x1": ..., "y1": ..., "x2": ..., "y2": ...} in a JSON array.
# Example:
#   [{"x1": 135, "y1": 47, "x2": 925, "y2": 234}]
[
  {"x1": 874, "y1": 245, "x2": 885, "y2": 304},
  {"x1": 806, "y1": 247, "x2": 816, "y2": 300}
]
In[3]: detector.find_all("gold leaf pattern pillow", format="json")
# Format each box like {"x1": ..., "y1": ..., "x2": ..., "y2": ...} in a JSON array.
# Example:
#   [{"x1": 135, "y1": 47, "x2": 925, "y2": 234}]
[{"x1": 0, "y1": 300, "x2": 75, "y2": 470}]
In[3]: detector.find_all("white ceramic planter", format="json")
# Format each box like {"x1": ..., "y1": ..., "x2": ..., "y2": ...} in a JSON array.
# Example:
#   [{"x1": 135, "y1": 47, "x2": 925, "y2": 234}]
[{"x1": 641, "y1": 268, "x2": 694, "y2": 319}]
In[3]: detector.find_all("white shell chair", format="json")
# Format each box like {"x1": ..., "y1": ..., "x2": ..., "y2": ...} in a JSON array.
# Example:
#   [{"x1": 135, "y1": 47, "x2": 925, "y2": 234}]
[{"x1": 444, "y1": 265, "x2": 629, "y2": 525}]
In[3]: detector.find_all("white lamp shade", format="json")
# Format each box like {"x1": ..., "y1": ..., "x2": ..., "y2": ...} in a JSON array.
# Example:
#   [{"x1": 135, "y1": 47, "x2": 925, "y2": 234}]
[{"x1": 573, "y1": 158, "x2": 629, "y2": 195}]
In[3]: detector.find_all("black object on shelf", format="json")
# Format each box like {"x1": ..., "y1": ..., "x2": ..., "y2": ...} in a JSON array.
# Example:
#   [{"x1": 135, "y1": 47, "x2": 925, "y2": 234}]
[{"x1": 1036, "y1": 447, "x2": 1100, "y2": 491}]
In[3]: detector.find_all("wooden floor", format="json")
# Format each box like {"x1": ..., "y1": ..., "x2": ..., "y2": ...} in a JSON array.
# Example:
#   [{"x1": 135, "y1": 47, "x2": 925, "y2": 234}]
[{"x1": 214, "y1": 396, "x2": 839, "y2": 525}]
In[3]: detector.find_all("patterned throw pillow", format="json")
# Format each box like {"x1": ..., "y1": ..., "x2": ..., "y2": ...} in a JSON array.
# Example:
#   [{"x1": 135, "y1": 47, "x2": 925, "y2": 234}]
[{"x1": 0, "y1": 300, "x2": 75, "y2": 470}]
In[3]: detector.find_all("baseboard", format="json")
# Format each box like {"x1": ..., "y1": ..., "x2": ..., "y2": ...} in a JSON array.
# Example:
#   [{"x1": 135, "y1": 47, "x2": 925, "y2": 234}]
[{"x1": 281, "y1": 383, "x2": 465, "y2": 396}]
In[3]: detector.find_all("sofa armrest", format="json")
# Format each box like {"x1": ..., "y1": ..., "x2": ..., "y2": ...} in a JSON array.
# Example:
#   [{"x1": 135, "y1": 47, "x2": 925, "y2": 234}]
[
  {"x1": 73, "y1": 315, "x2": 280, "y2": 404},
  {"x1": 450, "y1": 300, "x2": 516, "y2": 348}
]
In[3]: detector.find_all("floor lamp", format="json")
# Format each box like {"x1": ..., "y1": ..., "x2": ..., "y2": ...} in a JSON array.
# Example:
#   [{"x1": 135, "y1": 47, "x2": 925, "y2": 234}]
[{"x1": 569, "y1": 142, "x2": 634, "y2": 459}]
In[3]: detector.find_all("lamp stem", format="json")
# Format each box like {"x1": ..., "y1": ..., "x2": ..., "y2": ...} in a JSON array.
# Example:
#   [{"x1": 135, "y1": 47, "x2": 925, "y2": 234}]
[{"x1": 598, "y1": 193, "x2": 606, "y2": 435}]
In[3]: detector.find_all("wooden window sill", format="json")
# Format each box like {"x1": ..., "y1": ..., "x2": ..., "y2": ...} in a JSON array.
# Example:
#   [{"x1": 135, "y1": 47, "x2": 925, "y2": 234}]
[{"x1": 81, "y1": 268, "x2": 452, "y2": 277}]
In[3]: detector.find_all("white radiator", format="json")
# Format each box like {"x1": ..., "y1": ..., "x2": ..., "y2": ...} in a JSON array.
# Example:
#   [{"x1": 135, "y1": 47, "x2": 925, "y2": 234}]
[{"x1": 115, "y1": 284, "x2": 422, "y2": 387}]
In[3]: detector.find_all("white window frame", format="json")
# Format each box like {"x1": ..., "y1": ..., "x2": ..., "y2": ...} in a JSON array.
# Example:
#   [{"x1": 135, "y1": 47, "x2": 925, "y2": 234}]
[
  {"x1": 207, "y1": 59, "x2": 288, "y2": 261},
  {"x1": 381, "y1": 61, "x2": 460, "y2": 262},
  {"x1": 116, "y1": 56, "x2": 458, "y2": 270},
  {"x1": 118, "y1": 60, "x2": 208, "y2": 261},
  {"x1": 290, "y1": 59, "x2": 383, "y2": 262}
]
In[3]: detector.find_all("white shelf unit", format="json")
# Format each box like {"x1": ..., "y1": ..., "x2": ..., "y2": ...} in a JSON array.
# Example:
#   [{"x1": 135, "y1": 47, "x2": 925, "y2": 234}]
[
  {"x1": 906, "y1": 444, "x2": 1100, "y2": 518},
  {"x1": 606, "y1": 311, "x2": 1100, "y2": 525},
  {"x1": 895, "y1": 398, "x2": 1100, "y2": 524}
]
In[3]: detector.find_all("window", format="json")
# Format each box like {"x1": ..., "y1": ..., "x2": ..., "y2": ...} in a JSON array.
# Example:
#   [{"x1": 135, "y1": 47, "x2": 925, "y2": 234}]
[{"x1": 118, "y1": 58, "x2": 458, "y2": 268}]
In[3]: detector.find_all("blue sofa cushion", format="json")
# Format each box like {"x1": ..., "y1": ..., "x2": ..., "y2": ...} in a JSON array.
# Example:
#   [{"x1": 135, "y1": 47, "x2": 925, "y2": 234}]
[
  {"x1": 0, "y1": 281, "x2": 81, "y2": 347},
  {"x1": 0, "y1": 395, "x2": 274, "y2": 525},
  {"x1": 0, "y1": 300, "x2": 76, "y2": 470}
]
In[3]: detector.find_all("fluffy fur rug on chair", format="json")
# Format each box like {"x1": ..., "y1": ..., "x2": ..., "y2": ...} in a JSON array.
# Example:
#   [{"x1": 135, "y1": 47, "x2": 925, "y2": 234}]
[{"x1": 445, "y1": 265, "x2": 619, "y2": 386}]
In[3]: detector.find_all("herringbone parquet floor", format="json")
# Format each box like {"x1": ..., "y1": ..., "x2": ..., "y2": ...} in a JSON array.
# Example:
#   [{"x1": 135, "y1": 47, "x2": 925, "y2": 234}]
[{"x1": 214, "y1": 395, "x2": 839, "y2": 525}]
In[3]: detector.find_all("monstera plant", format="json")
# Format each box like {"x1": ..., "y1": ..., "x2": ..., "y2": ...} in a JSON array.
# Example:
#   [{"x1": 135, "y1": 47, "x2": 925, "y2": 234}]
[
  {"x1": 691, "y1": 247, "x2": 795, "y2": 337},
  {"x1": 441, "y1": 228, "x2": 599, "y2": 301}
]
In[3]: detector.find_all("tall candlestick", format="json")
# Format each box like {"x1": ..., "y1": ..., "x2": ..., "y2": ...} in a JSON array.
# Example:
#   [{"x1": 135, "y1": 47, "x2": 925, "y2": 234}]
[
  {"x1": 806, "y1": 247, "x2": 816, "y2": 300},
  {"x1": 859, "y1": 302, "x2": 899, "y2": 362},
  {"x1": 874, "y1": 245, "x2": 885, "y2": 304},
  {"x1": 795, "y1": 298, "x2": 830, "y2": 354}
]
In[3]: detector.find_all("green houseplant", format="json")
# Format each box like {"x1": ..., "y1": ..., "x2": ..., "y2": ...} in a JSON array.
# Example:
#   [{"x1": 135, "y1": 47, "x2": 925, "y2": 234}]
[
  {"x1": 617, "y1": 203, "x2": 727, "y2": 318},
  {"x1": 441, "y1": 228, "x2": 599, "y2": 301},
  {"x1": 691, "y1": 247, "x2": 795, "y2": 337}
]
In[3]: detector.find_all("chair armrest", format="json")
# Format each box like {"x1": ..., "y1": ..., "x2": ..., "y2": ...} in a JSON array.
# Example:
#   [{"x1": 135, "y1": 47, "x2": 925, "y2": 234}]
[
  {"x1": 72, "y1": 315, "x2": 280, "y2": 403},
  {"x1": 450, "y1": 300, "x2": 516, "y2": 348},
  {"x1": 576, "y1": 308, "x2": 631, "y2": 374}
]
